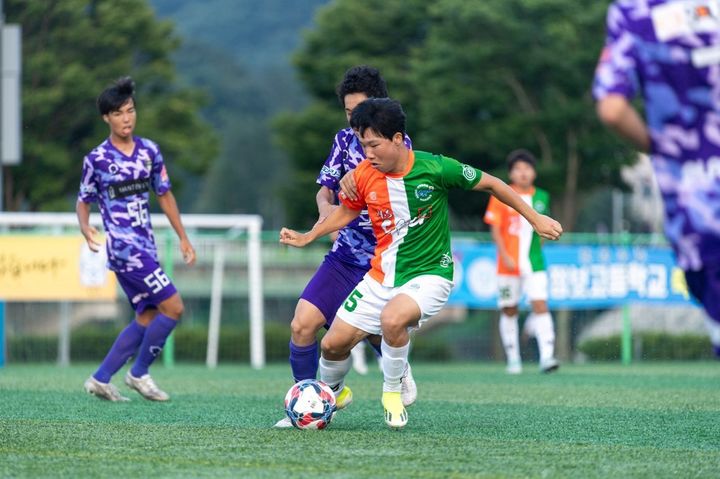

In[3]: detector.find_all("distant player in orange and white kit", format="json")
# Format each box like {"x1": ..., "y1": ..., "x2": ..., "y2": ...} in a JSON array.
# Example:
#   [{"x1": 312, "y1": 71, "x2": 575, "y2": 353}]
[{"x1": 484, "y1": 150, "x2": 559, "y2": 374}]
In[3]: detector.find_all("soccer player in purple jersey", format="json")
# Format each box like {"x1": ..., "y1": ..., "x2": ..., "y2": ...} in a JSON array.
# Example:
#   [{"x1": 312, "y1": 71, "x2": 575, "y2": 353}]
[
  {"x1": 274, "y1": 66, "x2": 417, "y2": 428},
  {"x1": 77, "y1": 77, "x2": 196, "y2": 401},
  {"x1": 594, "y1": 0, "x2": 720, "y2": 357}
]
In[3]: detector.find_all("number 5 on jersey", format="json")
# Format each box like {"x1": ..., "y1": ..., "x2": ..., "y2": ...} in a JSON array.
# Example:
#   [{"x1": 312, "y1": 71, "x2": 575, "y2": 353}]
[
  {"x1": 144, "y1": 267, "x2": 170, "y2": 293},
  {"x1": 344, "y1": 289, "x2": 364, "y2": 312}
]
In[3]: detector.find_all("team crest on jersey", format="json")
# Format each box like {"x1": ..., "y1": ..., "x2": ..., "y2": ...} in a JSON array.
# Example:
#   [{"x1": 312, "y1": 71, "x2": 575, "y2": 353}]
[
  {"x1": 534, "y1": 201, "x2": 546, "y2": 213},
  {"x1": 439, "y1": 252, "x2": 453, "y2": 268},
  {"x1": 462, "y1": 164, "x2": 477, "y2": 181},
  {"x1": 108, "y1": 163, "x2": 119, "y2": 175},
  {"x1": 414, "y1": 183, "x2": 434, "y2": 202}
]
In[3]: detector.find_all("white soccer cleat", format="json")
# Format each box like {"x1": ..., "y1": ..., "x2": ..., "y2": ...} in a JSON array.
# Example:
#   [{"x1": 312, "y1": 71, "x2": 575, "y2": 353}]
[
  {"x1": 124, "y1": 372, "x2": 170, "y2": 401},
  {"x1": 400, "y1": 363, "x2": 417, "y2": 407},
  {"x1": 506, "y1": 359, "x2": 522, "y2": 375},
  {"x1": 273, "y1": 416, "x2": 293, "y2": 428},
  {"x1": 540, "y1": 358, "x2": 560, "y2": 374},
  {"x1": 84, "y1": 376, "x2": 130, "y2": 402}
]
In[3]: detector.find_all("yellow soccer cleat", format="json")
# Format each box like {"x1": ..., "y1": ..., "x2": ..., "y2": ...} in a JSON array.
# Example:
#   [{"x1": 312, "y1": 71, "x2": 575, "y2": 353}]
[
  {"x1": 382, "y1": 391, "x2": 408, "y2": 429},
  {"x1": 335, "y1": 385, "x2": 353, "y2": 410}
]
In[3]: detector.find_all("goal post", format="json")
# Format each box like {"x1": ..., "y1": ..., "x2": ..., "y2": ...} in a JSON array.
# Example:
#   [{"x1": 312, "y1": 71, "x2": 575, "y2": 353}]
[{"x1": 0, "y1": 212, "x2": 265, "y2": 369}]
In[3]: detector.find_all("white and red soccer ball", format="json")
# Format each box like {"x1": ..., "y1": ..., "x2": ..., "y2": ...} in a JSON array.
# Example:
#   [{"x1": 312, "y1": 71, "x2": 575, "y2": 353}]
[{"x1": 284, "y1": 379, "x2": 336, "y2": 430}]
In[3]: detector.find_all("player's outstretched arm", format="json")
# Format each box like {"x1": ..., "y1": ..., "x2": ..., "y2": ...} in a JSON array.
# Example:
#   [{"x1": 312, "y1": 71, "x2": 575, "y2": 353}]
[
  {"x1": 76, "y1": 200, "x2": 102, "y2": 252},
  {"x1": 157, "y1": 190, "x2": 196, "y2": 265},
  {"x1": 280, "y1": 204, "x2": 361, "y2": 248},
  {"x1": 474, "y1": 173, "x2": 563, "y2": 241}
]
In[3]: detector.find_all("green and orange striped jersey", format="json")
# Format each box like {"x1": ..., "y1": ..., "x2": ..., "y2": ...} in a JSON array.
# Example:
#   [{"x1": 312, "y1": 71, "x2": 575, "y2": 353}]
[
  {"x1": 340, "y1": 150, "x2": 483, "y2": 287},
  {"x1": 483, "y1": 186, "x2": 549, "y2": 276}
]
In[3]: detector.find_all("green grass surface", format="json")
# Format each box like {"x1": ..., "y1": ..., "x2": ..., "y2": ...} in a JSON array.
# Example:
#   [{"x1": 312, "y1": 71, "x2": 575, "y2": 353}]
[{"x1": 1, "y1": 362, "x2": 719, "y2": 478}]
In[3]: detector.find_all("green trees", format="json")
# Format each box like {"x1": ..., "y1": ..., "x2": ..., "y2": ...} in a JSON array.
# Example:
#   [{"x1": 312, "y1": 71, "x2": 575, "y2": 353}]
[
  {"x1": 276, "y1": 0, "x2": 632, "y2": 230},
  {"x1": 3, "y1": 0, "x2": 217, "y2": 211},
  {"x1": 274, "y1": 0, "x2": 431, "y2": 226}
]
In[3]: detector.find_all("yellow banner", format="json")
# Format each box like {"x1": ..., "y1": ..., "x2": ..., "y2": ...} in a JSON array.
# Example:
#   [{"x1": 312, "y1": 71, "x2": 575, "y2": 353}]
[{"x1": 0, "y1": 235, "x2": 116, "y2": 301}]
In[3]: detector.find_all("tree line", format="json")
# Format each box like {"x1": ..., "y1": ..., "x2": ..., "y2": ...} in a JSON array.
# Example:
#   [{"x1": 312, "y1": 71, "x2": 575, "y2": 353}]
[
  {"x1": 3, "y1": 0, "x2": 632, "y2": 233},
  {"x1": 275, "y1": 0, "x2": 632, "y2": 231}
]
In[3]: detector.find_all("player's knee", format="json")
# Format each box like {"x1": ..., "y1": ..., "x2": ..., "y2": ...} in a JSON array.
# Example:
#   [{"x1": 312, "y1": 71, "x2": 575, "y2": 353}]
[
  {"x1": 290, "y1": 316, "x2": 317, "y2": 341},
  {"x1": 502, "y1": 306, "x2": 519, "y2": 317},
  {"x1": 160, "y1": 297, "x2": 184, "y2": 319},
  {"x1": 320, "y1": 335, "x2": 347, "y2": 358},
  {"x1": 380, "y1": 313, "x2": 406, "y2": 336},
  {"x1": 290, "y1": 312, "x2": 324, "y2": 340}
]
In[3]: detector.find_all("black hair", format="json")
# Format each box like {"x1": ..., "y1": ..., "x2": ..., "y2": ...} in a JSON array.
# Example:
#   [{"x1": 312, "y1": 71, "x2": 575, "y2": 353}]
[
  {"x1": 349, "y1": 98, "x2": 406, "y2": 140},
  {"x1": 507, "y1": 149, "x2": 537, "y2": 171},
  {"x1": 97, "y1": 76, "x2": 135, "y2": 115},
  {"x1": 336, "y1": 65, "x2": 388, "y2": 106}
]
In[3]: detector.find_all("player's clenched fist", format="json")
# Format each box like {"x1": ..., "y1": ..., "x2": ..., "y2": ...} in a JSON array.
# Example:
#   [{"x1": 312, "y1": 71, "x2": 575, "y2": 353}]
[
  {"x1": 279, "y1": 227, "x2": 311, "y2": 248},
  {"x1": 533, "y1": 215, "x2": 563, "y2": 241}
]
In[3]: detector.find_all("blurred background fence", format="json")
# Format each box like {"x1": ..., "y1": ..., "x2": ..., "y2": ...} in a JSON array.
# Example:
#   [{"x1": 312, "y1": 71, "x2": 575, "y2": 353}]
[{"x1": 1, "y1": 214, "x2": 713, "y2": 368}]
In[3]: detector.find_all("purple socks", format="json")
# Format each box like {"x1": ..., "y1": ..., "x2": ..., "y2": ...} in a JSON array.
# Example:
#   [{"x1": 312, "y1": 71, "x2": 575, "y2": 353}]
[
  {"x1": 130, "y1": 314, "x2": 177, "y2": 378},
  {"x1": 289, "y1": 341, "x2": 319, "y2": 382},
  {"x1": 93, "y1": 320, "x2": 146, "y2": 383}
]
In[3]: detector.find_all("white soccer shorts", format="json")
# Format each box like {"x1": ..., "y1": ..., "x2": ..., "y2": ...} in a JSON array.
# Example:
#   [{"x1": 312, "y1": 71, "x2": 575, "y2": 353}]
[
  {"x1": 336, "y1": 273, "x2": 454, "y2": 336},
  {"x1": 497, "y1": 271, "x2": 548, "y2": 308}
]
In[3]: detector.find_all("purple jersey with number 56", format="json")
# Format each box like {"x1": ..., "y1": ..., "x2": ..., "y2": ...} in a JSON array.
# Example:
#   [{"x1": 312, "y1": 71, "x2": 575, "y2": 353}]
[
  {"x1": 317, "y1": 128, "x2": 412, "y2": 267},
  {"x1": 78, "y1": 137, "x2": 171, "y2": 272},
  {"x1": 593, "y1": 0, "x2": 720, "y2": 270}
]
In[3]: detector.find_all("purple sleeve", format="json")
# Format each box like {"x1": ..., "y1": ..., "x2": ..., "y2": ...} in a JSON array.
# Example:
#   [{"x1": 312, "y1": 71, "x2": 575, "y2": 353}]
[
  {"x1": 150, "y1": 143, "x2": 172, "y2": 196},
  {"x1": 316, "y1": 131, "x2": 348, "y2": 190},
  {"x1": 78, "y1": 155, "x2": 98, "y2": 203},
  {"x1": 593, "y1": 3, "x2": 638, "y2": 101}
]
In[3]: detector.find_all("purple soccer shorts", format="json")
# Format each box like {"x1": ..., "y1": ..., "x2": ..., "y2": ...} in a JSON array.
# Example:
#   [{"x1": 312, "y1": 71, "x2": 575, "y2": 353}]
[
  {"x1": 300, "y1": 253, "x2": 369, "y2": 325},
  {"x1": 115, "y1": 261, "x2": 178, "y2": 314}
]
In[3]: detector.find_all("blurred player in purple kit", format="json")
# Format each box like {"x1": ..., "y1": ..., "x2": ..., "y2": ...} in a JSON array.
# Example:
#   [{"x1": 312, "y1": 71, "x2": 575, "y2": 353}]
[
  {"x1": 274, "y1": 66, "x2": 417, "y2": 427},
  {"x1": 594, "y1": 0, "x2": 720, "y2": 356},
  {"x1": 78, "y1": 77, "x2": 196, "y2": 401}
]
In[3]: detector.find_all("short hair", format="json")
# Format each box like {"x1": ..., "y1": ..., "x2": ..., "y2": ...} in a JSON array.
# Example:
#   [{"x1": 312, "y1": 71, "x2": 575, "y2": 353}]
[
  {"x1": 349, "y1": 98, "x2": 406, "y2": 140},
  {"x1": 97, "y1": 76, "x2": 135, "y2": 115},
  {"x1": 336, "y1": 65, "x2": 388, "y2": 106},
  {"x1": 507, "y1": 149, "x2": 537, "y2": 171}
]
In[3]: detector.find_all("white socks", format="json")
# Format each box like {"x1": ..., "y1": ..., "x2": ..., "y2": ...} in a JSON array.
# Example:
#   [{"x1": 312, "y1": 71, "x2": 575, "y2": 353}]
[
  {"x1": 318, "y1": 355, "x2": 352, "y2": 394},
  {"x1": 529, "y1": 312, "x2": 556, "y2": 363},
  {"x1": 503, "y1": 312, "x2": 556, "y2": 364},
  {"x1": 499, "y1": 314, "x2": 521, "y2": 363},
  {"x1": 381, "y1": 339, "x2": 410, "y2": 393}
]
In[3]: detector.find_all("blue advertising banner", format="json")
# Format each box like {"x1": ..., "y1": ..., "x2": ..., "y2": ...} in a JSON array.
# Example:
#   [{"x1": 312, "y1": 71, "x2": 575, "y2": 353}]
[{"x1": 448, "y1": 240, "x2": 696, "y2": 309}]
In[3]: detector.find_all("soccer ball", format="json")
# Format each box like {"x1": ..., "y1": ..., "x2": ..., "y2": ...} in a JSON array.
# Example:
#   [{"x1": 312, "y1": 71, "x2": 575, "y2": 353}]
[{"x1": 284, "y1": 379, "x2": 336, "y2": 430}]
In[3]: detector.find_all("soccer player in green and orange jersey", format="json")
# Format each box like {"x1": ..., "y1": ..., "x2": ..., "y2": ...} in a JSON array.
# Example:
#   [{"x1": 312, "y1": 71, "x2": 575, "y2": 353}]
[
  {"x1": 280, "y1": 98, "x2": 562, "y2": 429},
  {"x1": 484, "y1": 150, "x2": 559, "y2": 375}
]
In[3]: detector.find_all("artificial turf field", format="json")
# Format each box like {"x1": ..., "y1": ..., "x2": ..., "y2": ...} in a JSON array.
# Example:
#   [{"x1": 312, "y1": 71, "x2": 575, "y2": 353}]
[{"x1": 1, "y1": 362, "x2": 719, "y2": 478}]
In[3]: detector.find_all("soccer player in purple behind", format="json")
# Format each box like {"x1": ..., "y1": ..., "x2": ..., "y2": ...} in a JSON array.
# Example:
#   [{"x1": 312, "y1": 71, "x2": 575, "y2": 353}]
[
  {"x1": 274, "y1": 66, "x2": 416, "y2": 427},
  {"x1": 594, "y1": 0, "x2": 720, "y2": 356},
  {"x1": 77, "y1": 77, "x2": 196, "y2": 401}
]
